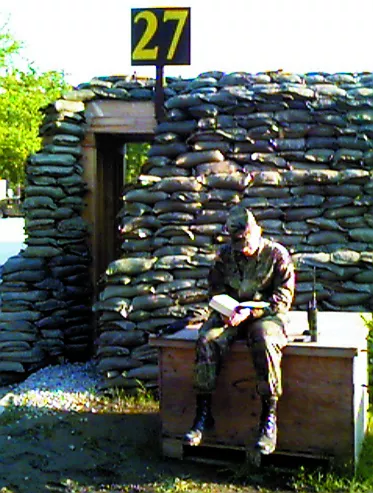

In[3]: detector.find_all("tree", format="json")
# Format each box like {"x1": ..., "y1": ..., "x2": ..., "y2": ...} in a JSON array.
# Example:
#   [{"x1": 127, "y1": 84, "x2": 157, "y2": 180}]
[
  {"x1": 124, "y1": 142, "x2": 151, "y2": 184},
  {"x1": 0, "y1": 26, "x2": 70, "y2": 188}
]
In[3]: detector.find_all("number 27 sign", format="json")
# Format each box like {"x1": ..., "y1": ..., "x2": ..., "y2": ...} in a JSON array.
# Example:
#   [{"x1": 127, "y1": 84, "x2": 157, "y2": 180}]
[{"x1": 131, "y1": 7, "x2": 191, "y2": 66}]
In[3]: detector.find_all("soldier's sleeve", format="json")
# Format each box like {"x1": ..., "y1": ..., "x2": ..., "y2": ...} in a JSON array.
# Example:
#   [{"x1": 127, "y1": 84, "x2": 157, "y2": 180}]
[
  {"x1": 252, "y1": 244, "x2": 295, "y2": 319},
  {"x1": 269, "y1": 244, "x2": 295, "y2": 314},
  {"x1": 207, "y1": 246, "x2": 227, "y2": 297}
]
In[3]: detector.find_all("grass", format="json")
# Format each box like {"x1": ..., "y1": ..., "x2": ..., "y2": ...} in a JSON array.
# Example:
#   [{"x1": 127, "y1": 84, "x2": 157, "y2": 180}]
[
  {"x1": 84, "y1": 383, "x2": 159, "y2": 416},
  {"x1": 290, "y1": 413, "x2": 373, "y2": 493},
  {"x1": 289, "y1": 313, "x2": 373, "y2": 493},
  {"x1": 41, "y1": 407, "x2": 373, "y2": 493},
  {"x1": 1, "y1": 397, "x2": 373, "y2": 493},
  {"x1": 1, "y1": 383, "x2": 371, "y2": 493},
  {"x1": 56, "y1": 478, "x2": 229, "y2": 493}
]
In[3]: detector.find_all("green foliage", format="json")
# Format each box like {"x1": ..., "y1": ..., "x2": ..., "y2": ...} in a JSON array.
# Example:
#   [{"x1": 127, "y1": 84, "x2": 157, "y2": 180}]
[
  {"x1": 96, "y1": 382, "x2": 158, "y2": 414},
  {"x1": 151, "y1": 476, "x2": 218, "y2": 492},
  {"x1": 362, "y1": 313, "x2": 373, "y2": 404},
  {"x1": 290, "y1": 414, "x2": 373, "y2": 491},
  {"x1": 0, "y1": 25, "x2": 70, "y2": 187},
  {"x1": 0, "y1": 29, "x2": 21, "y2": 69},
  {"x1": 124, "y1": 142, "x2": 151, "y2": 184},
  {"x1": 355, "y1": 417, "x2": 373, "y2": 489},
  {"x1": 290, "y1": 314, "x2": 373, "y2": 492}
]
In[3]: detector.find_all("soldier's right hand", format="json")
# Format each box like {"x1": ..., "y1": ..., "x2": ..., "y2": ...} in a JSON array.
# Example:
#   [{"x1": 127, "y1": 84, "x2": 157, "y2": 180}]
[{"x1": 228, "y1": 306, "x2": 252, "y2": 326}]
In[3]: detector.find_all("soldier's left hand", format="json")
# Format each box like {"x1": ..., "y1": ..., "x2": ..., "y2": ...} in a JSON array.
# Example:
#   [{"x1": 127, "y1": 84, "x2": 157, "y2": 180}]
[{"x1": 228, "y1": 306, "x2": 252, "y2": 326}]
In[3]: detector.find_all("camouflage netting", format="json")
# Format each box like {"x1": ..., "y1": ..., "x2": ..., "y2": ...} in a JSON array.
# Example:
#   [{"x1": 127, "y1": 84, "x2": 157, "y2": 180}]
[{"x1": 0, "y1": 70, "x2": 373, "y2": 389}]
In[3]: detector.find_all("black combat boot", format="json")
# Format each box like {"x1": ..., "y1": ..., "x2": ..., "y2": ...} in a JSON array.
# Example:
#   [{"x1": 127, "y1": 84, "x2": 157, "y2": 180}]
[
  {"x1": 255, "y1": 396, "x2": 278, "y2": 455},
  {"x1": 184, "y1": 393, "x2": 214, "y2": 446}
]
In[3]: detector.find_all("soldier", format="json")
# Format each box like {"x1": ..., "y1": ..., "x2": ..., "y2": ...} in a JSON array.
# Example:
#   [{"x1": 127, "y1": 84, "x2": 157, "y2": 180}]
[{"x1": 184, "y1": 206, "x2": 295, "y2": 455}]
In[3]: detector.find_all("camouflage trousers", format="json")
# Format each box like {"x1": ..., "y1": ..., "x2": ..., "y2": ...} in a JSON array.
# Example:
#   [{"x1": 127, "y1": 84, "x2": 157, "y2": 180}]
[{"x1": 193, "y1": 312, "x2": 288, "y2": 397}]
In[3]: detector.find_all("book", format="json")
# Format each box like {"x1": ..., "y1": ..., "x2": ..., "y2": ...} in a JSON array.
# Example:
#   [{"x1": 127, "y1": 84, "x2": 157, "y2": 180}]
[{"x1": 209, "y1": 294, "x2": 270, "y2": 318}]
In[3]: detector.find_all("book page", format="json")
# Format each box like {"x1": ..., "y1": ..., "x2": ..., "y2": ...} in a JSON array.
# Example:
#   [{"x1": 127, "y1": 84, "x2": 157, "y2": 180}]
[{"x1": 209, "y1": 294, "x2": 269, "y2": 317}]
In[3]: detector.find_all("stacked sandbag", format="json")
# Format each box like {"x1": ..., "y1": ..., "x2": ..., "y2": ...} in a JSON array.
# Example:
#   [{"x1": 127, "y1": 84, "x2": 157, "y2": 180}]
[
  {"x1": 243, "y1": 168, "x2": 373, "y2": 310},
  {"x1": 0, "y1": 76, "x2": 158, "y2": 386},
  {"x1": 63, "y1": 75, "x2": 156, "y2": 102},
  {"x1": 0, "y1": 255, "x2": 47, "y2": 384},
  {"x1": 0, "y1": 98, "x2": 93, "y2": 385},
  {"x1": 95, "y1": 70, "x2": 373, "y2": 389},
  {"x1": 24, "y1": 98, "x2": 93, "y2": 361},
  {"x1": 93, "y1": 257, "x2": 159, "y2": 391}
]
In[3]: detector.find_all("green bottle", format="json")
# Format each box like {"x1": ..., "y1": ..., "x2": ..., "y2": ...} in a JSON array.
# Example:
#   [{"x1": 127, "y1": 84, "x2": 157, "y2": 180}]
[{"x1": 307, "y1": 267, "x2": 318, "y2": 342}]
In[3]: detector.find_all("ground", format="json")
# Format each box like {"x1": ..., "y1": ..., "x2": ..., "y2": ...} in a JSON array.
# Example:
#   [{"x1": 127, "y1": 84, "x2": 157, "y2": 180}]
[{"x1": 0, "y1": 394, "x2": 303, "y2": 493}]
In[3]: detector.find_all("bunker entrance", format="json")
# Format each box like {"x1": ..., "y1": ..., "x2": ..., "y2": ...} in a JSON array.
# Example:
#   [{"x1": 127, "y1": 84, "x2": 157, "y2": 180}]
[{"x1": 94, "y1": 134, "x2": 152, "y2": 295}]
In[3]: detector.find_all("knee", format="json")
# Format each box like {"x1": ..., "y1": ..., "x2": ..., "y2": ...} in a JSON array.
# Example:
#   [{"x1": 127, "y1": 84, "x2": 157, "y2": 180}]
[
  {"x1": 196, "y1": 336, "x2": 214, "y2": 356},
  {"x1": 196, "y1": 335, "x2": 209, "y2": 349},
  {"x1": 248, "y1": 319, "x2": 285, "y2": 347},
  {"x1": 256, "y1": 381, "x2": 272, "y2": 396}
]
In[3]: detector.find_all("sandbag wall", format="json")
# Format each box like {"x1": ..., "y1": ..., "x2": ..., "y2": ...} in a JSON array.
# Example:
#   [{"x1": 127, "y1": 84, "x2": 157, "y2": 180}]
[
  {"x1": 0, "y1": 99, "x2": 92, "y2": 384},
  {"x1": 94, "y1": 70, "x2": 373, "y2": 391},
  {"x1": 0, "y1": 76, "x2": 159, "y2": 385}
]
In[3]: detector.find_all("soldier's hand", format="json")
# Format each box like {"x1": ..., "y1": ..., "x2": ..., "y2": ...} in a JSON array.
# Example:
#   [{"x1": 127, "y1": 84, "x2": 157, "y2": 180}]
[{"x1": 228, "y1": 306, "x2": 252, "y2": 326}]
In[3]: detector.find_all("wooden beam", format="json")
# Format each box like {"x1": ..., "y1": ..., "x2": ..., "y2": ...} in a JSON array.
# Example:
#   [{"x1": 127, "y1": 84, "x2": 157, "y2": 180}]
[
  {"x1": 85, "y1": 100, "x2": 157, "y2": 134},
  {"x1": 81, "y1": 101, "x2": 156, "y2": 300}
]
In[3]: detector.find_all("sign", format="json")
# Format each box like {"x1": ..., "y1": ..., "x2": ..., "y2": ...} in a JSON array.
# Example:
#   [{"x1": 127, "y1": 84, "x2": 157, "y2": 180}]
[{"x1": 131, "y1": 7, "x2": 191, "y2": 66}]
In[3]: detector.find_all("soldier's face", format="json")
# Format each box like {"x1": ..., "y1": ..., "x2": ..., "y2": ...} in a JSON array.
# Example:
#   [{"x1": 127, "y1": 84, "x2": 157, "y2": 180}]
[{"x1": 231, "y1": 225, "x2": 261, "y2": 255}]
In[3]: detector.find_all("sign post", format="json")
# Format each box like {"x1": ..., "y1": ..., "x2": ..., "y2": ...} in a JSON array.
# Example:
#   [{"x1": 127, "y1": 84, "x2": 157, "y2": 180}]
[
  {"x1": 131, "y1": 7, "x2": 191, "y2": 123},
  {"x1": 155, "y1": 65, "x2": 165, "y2": 122}
]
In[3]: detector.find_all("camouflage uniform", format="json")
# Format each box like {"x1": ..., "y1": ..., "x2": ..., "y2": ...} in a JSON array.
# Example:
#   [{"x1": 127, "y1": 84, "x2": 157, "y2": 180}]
[{"x1": 194, "y1": 237, "x2": 295, "y2": 398}]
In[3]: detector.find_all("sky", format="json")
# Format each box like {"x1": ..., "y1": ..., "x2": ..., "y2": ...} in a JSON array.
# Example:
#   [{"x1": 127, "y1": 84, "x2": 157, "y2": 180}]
[{"x1": 0, "y1": 0, "x2": 373, "y2": 87}]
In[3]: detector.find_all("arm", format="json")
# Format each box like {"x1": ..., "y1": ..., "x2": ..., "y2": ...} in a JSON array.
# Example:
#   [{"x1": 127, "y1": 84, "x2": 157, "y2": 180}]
[
  {"x1": 207, "y1": 247, "x2": 227, "y2": 297},
  {"x1": 251, "y1": 244, "x2": 295, "y2": 320}
]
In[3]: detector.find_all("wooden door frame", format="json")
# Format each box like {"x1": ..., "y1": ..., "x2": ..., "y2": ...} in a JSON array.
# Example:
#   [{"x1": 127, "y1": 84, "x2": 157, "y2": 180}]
[{"x1": 81, "y1": 100, "x2": 156, "y2": 298}]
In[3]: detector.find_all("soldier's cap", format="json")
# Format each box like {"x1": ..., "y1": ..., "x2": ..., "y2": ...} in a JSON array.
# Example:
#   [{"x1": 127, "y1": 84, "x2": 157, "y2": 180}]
[{"x1": 225, "y1": 206, "x2": 258, "y2": 237}]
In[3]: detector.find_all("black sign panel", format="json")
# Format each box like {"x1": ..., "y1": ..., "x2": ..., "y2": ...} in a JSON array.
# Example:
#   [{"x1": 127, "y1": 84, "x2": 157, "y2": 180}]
[{"x1": 131, "y1": 7, "x2": 191, "y2": 66}]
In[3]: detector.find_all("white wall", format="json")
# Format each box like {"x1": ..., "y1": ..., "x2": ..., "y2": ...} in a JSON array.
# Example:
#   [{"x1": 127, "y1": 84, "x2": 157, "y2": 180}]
[
  {"x1": 0, "y1": 180, "x2": 7, "y2": 200},
  {"x1": 0, "y1": 218, "x2": 26, "y2": 267}
]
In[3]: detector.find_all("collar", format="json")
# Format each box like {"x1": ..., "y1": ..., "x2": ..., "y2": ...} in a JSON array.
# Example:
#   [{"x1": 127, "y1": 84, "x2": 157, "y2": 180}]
[{"x1": 242, "y1": 236, "x2": 264, "y2": 258}]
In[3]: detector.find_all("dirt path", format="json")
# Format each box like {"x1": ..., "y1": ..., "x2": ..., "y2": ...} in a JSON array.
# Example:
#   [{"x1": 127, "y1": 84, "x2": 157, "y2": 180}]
[{"x1": 0, "y1": 405, "x2": 299, "y2": 493}]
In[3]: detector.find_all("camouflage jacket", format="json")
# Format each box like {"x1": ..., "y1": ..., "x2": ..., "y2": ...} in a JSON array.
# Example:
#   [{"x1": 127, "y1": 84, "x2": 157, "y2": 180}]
[{"x1": 208, "y1": 237, "x2": 295, "y2": 318}]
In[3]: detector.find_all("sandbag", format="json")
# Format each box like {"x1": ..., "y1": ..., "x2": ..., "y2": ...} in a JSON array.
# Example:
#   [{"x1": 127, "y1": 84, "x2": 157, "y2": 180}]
[
  {"x1": 98, "y1": 330, "x2": 146, "y2": 347},
  {"x1": 106, "y1": 258, "x2": 156, "y2": 275},
  {"x1": 28, "y1": 153, "x2": 76, "y2": 166}
]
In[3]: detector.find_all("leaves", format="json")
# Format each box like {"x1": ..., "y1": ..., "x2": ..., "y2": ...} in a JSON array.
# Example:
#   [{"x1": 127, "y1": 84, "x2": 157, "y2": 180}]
[
  {"x1": 0, "y1": 26, "x2": 70, "y2": 187},
  {"x1": 125, "y1": 142, "x2": 151, "y2": 184}
]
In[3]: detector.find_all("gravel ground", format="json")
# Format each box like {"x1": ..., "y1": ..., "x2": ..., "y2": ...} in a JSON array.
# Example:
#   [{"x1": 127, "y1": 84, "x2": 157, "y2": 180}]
[{"x1": 0, "y1": 361, "x2": 104, "y2": 415}]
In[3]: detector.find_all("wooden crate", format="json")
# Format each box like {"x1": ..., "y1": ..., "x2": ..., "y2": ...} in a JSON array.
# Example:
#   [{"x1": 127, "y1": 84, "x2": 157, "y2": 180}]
[{"x1": 150, "y1": 311, "x2": 369, "y2": 469}]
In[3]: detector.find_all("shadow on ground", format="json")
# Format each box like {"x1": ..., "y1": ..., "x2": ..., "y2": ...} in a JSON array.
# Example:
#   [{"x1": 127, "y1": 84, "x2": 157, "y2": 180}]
[{"x1": 0, "y1": 407, "x2": 314, "y2": 493}]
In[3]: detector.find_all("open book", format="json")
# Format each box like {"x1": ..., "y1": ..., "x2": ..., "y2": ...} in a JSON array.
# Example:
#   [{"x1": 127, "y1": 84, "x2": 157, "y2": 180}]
[{"x1": 209, "y1": 294, "x2": 270, "y2": 318}]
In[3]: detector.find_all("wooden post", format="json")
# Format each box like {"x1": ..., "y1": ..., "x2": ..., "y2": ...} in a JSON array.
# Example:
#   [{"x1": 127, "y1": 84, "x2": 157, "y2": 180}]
[
  {"x1": 155, "y1": 65, "x2": 165, "y2": 123},
  {"x1": 150, "y1": 313, "x2": 369, "y2": 470}
]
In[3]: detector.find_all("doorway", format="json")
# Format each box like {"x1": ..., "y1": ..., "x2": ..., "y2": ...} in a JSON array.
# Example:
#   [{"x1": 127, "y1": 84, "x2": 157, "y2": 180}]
[{"x1": 94, "y1": 133, "x2": 152, "y2": 291}]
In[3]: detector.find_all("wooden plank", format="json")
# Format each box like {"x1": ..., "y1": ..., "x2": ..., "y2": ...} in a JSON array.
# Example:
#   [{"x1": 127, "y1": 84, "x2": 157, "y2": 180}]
[
  {"x1": 85, "y1": 100, "x2": 156, "y2": 134},
  {"x1": 159, "y1": 346, "x2": 355, "y2": 457},
  {"x1": 81, "y1": 101, "x2": 156, "y2": 300},
  {"x1": 162, "y1": 437, "x2": 184, "y2": 459},
  {"x1": 150, "y1": 311, "x2": 368, "y2": 356},
  {"x1": 151, "y1": 332, "x2": 360, "y2": 358},
  {"x1": 156, "y1": 319, "x2": 368, "y2": 467},
  {"x1": 353, "y1": 346, "x2": 369, "y2": 465},
  {"x1": 164, "y1": 437, "x2": 332, "y2": 465},
  {"x1": 152, "y1": 337, "x2": 360, "y2": 358},
  {"x1": 81, "y1": 134, "x2": 99, "y2": 294}
]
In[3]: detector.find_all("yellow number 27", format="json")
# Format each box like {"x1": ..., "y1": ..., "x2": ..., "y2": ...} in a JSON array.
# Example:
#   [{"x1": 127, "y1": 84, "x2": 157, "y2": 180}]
[
  {"x1": 133, "y1": 10, "x2": 159, "y2": 61},
  {"x1": 132, "y1": 9, "x2": 189, "y2": 62},
  {"x1": 164, "y1": 9, "x2": 189, "y2": 60}
]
